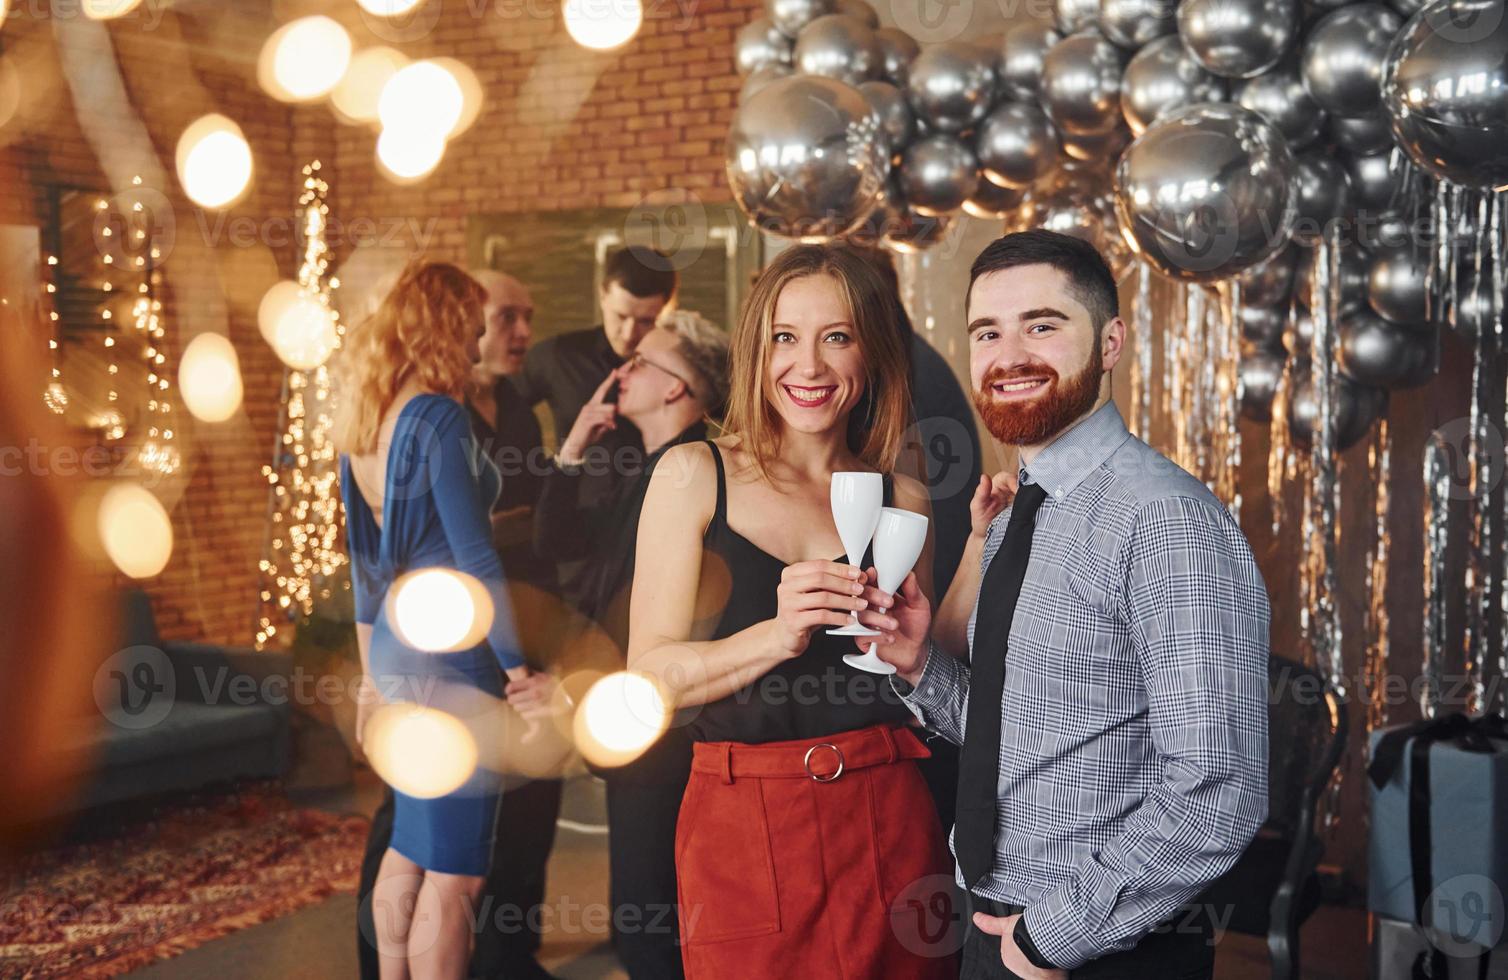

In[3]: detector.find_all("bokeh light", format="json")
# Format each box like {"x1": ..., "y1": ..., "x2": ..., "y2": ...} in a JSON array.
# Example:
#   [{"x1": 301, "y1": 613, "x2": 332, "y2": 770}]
[
  {"x1": 97, "y1": 484, "x2": 173, "y2": 579},
  {"x1": 355, "y1": 0, "x2": 426, "y2": 15},
  {"x1": 259, "y1": 16, "x2": 352, "y2": 103},
  {"x1": 573, "y1": 670, "x2": 670, "y2": 768},
  {"x1": 387, "y1": 568, "x2": 494, "y2": 653},
  {"x1": 364, "y1": 703, "x2": 479, "y2": 798},
  {"x1": 431, "y1": 57, "x2": 484, "y2": 139},
  {"x1": 178, "y1": 332, "x2": 243, "y2": 423},
  {"x1": 175, "y1": 114, "x2": 254, "y2": 209},
  {"x1": 563, "y1": 0, "x2": 643, "y2": 50},
  {"x1": 81, "y1": 0, "x2": 144, "y2": 19},
  {"x1": 375, "y1": 125, "x2": 447, "y2": 183},
  {"x1": 379, "y1": 60, "x2": 464, "y2": 139},
  {"x1": 257, "y1": 280, "x2": 339, "y2": 370},
  {"x1": 332, "y1": 47, "x2": 409, "y2": 125}
]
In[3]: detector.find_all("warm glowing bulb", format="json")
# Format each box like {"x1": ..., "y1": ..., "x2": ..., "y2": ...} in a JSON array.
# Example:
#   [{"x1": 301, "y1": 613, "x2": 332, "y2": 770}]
[
  {"x1": 355, "y1": 0, "x2": 426, "y2": 15},
  {"x1": 176, "y1": 115, "x2": 253, "y2": 209},
  {"x1": 431, "y1": 58, "x2": 483, "y2": 139},
  {"x1": 375, "y1": 126, "x2": 446, "y2": 182},
  {"x1": 563, "y1": 0, "x2": 643, "y2": 50},
  {"x1": 82, "y1": 0, "x2": 144, "y2": 19},
  {"x1": 378, "y1": 60, "x2": 464, "y2": 139},
  {"x1": 178, "y1": 332, "x2": 243, "y2": 422},
  {"x1": 573, "y1": 671, "x2": 670, "y2": 768},
  {"x1": 260, "y1": 16, "x2": 352, "y2": 103},
  {"x1": 364, "y1": 704, "x2": 479, "y2": 799},
  {"x1": 331, "y1": 47, "x2": 409, "y2": 125},
  {"x1": 387, "y1": 568, "x2": 493, "y2": 652},
  {"x1": 98, "y1": 483, "x2": 173, "y2": 579}
]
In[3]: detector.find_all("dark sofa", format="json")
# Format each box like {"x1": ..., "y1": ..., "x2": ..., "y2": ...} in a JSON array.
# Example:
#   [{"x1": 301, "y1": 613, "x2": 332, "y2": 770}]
[{"x1": 68, "y1": 590, "x2": 293, "y2": 811}]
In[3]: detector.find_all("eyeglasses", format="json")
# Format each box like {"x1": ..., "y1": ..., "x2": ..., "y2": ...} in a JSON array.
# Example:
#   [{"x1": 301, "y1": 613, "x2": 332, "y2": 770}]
[{"x1": 625, "y1": 351, "x2": 696, "y2": 399}]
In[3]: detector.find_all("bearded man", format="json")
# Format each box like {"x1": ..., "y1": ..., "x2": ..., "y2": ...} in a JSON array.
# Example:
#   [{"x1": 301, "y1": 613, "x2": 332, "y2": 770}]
[{"x1": 855, "y1": 230, "x2": 1271, "y2": 980}]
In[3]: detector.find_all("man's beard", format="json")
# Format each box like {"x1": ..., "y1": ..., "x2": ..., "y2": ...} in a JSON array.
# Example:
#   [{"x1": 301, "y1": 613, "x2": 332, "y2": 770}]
[{"x1": 974, "y1": 354, "x2": 1103, "y2": 446}]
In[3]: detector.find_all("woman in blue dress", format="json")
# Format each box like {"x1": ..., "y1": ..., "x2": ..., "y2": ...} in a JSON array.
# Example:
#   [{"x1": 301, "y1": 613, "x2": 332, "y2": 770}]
[{"x1": 333, "y1": 261, "x2": 532, "y2": 979}]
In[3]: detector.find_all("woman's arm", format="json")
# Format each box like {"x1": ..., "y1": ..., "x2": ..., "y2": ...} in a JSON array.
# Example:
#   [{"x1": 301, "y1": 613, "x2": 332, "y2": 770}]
[{"x1": 626, "y1": 443, "x2": 869, "y2": 708}]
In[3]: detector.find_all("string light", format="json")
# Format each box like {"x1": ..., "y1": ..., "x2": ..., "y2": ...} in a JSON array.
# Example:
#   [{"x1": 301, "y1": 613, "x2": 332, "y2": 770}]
[
  {"x1": 93, "y1": 195, "x2": 125, "y2": 441},
  {"x1": 128, "y1": 177, "x2": 178, "y2": 477},
  {"x1": 41, "y1": 252, "x2": 68, "y2": 415},
  {"x1": 256, "y1": 160, "x2": 347, "y2": 648}
]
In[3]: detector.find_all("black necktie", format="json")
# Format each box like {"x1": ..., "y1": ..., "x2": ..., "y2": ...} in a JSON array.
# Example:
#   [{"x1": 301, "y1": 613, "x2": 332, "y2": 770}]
[{"x1": 955, "y1": 481, "x2": 1048, "y2": 891}]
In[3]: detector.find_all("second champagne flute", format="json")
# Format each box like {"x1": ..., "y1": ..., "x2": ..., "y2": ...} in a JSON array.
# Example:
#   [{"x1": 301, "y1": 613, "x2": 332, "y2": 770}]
[
  {"x1": 828, "y1": 471, "x2": 883, "y2": 636},
  {"x1": 844, "y1": 507, "x2": 929, "y2": 674}
]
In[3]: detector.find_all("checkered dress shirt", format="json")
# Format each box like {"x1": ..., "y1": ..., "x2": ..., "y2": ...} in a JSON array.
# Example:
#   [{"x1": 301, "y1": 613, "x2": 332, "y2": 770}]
[{"x1": 898, "y1": 400, "x2": 1270, "y2": 969}]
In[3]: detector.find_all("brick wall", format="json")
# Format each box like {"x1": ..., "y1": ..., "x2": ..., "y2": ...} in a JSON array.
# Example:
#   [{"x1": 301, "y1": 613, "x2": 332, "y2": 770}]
[{"x1": 0, "y1": 0, "x2": 754, "y2": 646}]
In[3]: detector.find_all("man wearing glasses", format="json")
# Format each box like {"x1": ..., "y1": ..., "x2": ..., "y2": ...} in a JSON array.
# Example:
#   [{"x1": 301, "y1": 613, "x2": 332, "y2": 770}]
[{"x1": 522, "y1": 310, "x2": 730, "y2": 980}]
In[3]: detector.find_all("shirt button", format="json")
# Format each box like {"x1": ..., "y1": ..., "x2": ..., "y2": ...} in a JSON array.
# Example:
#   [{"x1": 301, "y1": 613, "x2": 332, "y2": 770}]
[{"x1": 1054, "y1": 488, "x2": 1064, "y2": 498}]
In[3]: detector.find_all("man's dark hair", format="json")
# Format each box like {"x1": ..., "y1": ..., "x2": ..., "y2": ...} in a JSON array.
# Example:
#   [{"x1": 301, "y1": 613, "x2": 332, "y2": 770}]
[
  {"x1": 967, "y1": 230, "x2": 1119, "y2": 332},
  {"x1": 604, "y1": 245, "x2": 678, "y2": 301}
]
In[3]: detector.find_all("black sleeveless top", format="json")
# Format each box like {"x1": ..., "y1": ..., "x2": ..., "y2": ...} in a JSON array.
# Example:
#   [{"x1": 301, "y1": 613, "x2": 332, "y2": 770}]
[{"x1": 685, "y1": 441, "x2": 914, "y2": 744}]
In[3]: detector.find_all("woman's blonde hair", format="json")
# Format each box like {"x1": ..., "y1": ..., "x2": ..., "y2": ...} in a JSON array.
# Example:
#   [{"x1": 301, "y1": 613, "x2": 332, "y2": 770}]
[
  {"x1": 332, "y1": 261, "x2": 487, "y2": 455},
  {"x1": 724, "y1": 244, "x2": 911, "y2": 477}
]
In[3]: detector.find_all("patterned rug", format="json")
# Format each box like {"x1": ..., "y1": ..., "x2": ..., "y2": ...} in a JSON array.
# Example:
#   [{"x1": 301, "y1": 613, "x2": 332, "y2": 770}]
[{"x1": 0, "y1": 781, "x2": 369, "y2": 978}]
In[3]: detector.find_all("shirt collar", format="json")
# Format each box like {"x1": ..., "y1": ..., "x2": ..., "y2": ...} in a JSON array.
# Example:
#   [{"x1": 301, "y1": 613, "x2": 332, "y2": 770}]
[{"x1": 1018, "y1": 400, "x2": 1131, "y2": 503}]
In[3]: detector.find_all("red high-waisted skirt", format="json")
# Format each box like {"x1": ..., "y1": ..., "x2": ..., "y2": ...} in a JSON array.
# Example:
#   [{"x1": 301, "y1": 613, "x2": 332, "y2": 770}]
[{"x1": 675, "y1": 724, "x2": 958, "y2": 979}]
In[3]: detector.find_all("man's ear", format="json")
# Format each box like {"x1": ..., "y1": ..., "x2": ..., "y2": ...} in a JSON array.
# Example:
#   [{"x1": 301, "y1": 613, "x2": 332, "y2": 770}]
[{"x1": 1101, "y1": 317, "x2": 1128, "y2": 371}]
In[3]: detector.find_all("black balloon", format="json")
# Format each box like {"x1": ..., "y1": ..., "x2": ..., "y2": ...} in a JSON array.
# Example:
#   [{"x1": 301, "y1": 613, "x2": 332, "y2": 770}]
[
  {"x1": 1336, "y1": 310, "x2": 1432, "y2": 386},
  {"x1": 1239, "y1": 348, "x2": 1287, "y2": 420},
  {"x1": 1329, "y1": 110, "x2": 1396, "y2": 156},
  {"x1": 1343, "y1": 152, "x2": 1396, "y2": 212},
  {"x1": 1240, "y1": 302, "x2": 1290, "y2": 348},
  {"x1": 1294, "y1": 247, "x2": 1369, "y2": 311},
  {"x1": 962, "y1": 176, "x2": 1026, "y2": 218},
  {"x1": 1290, "y1": 153, "x2": 1352, "y2": 244},
  {"x1": 1288, "y1": 374, "x2": 1386, "y2": 449},
  {"x1": 1236, "y1": 245, "x2": 1297, "y2": 306},
  {"x1": 1366, "y1": 250, "x2": 1431, "y2": 325}
]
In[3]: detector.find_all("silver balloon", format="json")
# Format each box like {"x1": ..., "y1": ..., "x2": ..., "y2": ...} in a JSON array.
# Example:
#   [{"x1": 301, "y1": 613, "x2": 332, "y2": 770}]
[
  {"x1": 1015, "y1": 160, "x2": 1133, "y2": 278},
  {"x1": 1337, "y1": 310, "x2": 1434, "y2": 387},
  {"x1": 735, "y1": 18, "x2": 794, "y2": 76},
  {"x1": 999, "y1": 23, "x2": 1063, "y2": 100},
  {"x1": 1289, "y1": 374, "x2": 1385, "y2": 449},
  {"x1": 1239, "y1": 348, "x2": 1287, "y2": 420},
  {"x1": 1176, "y1": 0, "x2": 1298, "y2": 78},
  {"x1": 835, "y1": 0, "x2": 879, "y2": 28},
  {"x1": 1329, "y1": 110, "x2": 1396, "y2": 155},
  {"x1": 976, "y1": 103, "x2": 1060, "y2": 188},
  {"x1": 1358, "y1": 210, "x2": 1419, "y2": 254},
  {"x1": 1295, "y1": 246, "x2": 1370, "y2": 310},
  {"x1": 1042, "y1": 30, "x2": 1128, "y2": 136},
  {"x1": 795, "y1": 14, "x2": 880, "y2": 85},
  {"x1": 1290, "y1": 153, "x2": 1352, "y2": 244},
  {"x1": 1367, "y1": 249, "x2": 1431, "y2": 324},
  {"x1": 962, "y1": 176, "x2": 1026, "y2": 218},
  {"x1": 1113, "y1": 103, "x2": 1299, "y2": 282},
  {"x1": 768, "y1": 0, "x2": 833, "y2": 38},
  {"x1": 740, "y1": 63, "x2": 794, "y2": 103},
  {"x1": 1240, "y1": 303, "x2": 1289, "y2": 347},
  {"x1": 1235, "y1": 245, "x2": 1297, "y2": 305},
  {"x1": 859, "y1": 81, "x2": 915, "y2": 152},
  {"x1": 907, "y1": 41, "x2": 997, "y2": 134},
  {"x1": 1121, "y1": 35, "x2": 1227, "y2": 135},
  {"x1": 1301, "y1": 5, "x2": 1402, "y2": 117},
  {"x1": 1382, "y1": 0, "x2": 1508, "y2": 188},
  {"x1": 1344, "y1": 151, "x2": 1396, "y2": 211},
  {"x1": 1284, "y1": 308, "x2": 1315, "y2": 357},
  {"x1": 899, "y1": 134, "x2": 978, "y2": 215},
  {"x1": 1101, "y1": 0, "x2": 1178, "y2": 49},
  {"x1": 874, "y1": 28, "x2": 920, "y2": 87},
  {"x1": 1056, "y1": 0, "x2": 1100, "y2": 34},
  {"x1": 726, "y1": 75, "x2": 889, "y2": 240},
  {"x1": 1392, "y1": 0, "x2": 1429, "y2": 13},
  {"x1": 873, "y1": 190, "x2": 955, "y2": 253},
  {"x1": 1234, "y1": 62, "x2": 1325, "y2": 149},
  {"x1": 1061, "y1": 123, "x2": 1132, "y2": 160},
  {"x1": 1448, "y1": 286, "x2": 1501, "y2": 340}
]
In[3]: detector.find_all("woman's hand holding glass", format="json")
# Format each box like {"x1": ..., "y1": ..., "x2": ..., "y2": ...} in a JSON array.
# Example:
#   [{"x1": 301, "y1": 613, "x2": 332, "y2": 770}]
[{"x1": 773, "y1": 560, "x2": 870, "y2": 658}]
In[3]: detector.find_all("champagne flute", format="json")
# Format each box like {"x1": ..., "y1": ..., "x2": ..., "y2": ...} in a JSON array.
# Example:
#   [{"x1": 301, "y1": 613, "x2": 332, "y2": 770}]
[
  {"x1": 843, "y1": 507, "x2": 928, "y2": 675},
  {"x1": 827, "y1": 471, "x2": 883, "y2": 636}
]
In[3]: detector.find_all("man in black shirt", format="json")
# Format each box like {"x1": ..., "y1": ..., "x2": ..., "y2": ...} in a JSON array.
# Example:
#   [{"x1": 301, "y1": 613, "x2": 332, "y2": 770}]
[
  {"x1": 517, "y1": 310, "x2": 729, "y2": 980},
  {"x1": 509, "y1": 246, "x2": 678, "y2": 610}
]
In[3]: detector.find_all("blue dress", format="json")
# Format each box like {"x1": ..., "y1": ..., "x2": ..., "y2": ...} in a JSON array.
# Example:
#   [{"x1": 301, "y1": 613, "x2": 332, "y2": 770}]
[{"x1": 340, "y1": 393, "x2": 524, "y2": 875}]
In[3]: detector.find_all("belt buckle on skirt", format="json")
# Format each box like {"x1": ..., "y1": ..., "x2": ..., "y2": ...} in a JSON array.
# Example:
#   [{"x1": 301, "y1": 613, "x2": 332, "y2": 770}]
[{"x1": 803, "y1": 743, "x2": 844, "y2": 782}]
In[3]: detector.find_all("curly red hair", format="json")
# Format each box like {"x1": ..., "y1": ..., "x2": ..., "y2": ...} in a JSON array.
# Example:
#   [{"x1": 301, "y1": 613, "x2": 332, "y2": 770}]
[{"x1": 332, "y1": 261, "x2": 486, "y2": 455}]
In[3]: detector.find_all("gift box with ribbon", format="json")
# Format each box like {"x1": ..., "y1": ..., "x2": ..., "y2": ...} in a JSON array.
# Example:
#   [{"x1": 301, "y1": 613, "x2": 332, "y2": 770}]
[{"x1": 1368, "y1": 713, "x2": 1508, "y2": 973}]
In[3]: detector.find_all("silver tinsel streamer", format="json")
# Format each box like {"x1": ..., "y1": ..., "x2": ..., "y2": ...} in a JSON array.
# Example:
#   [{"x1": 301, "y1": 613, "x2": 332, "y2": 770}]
[
  {"x1": 1423, "y1": 432, "x2": 1452, "y2": 720},
  {"x1": 1362, "y1": 420, "x2": 1391, "y2": 745},
  {"x1": 1215, "y1": 282, "x2": 1242, "y2": 519},
  {"x1": 1300, "y1": 234, "x2": 1345, "y2": 697},
  {"x1": 1465, "y1": 280, "x2": 1492, "y2": 714},
  {"x1": 1133, "y1": 263, "x2": 1154, "y2": 439},
  {"x1": 1268, "y1": 348, "x2": 1298, "y2": 536}
]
